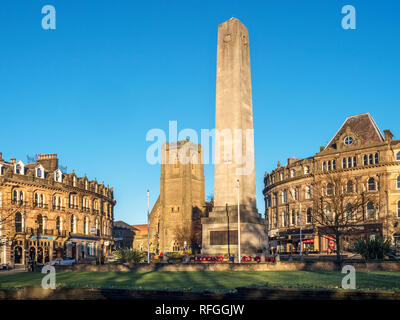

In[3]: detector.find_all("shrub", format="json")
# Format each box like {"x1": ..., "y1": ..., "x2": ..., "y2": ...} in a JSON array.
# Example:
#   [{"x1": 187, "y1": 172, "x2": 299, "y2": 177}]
[
  {"x1": 167, "y1": 252, "x2": 183, "y2": 259},
  {"x1": 352, "y1": 237, "x2": 395, "y2": 261},
  {"x1": 112, "y1": 248, "x2": 146, "y2": 263}
]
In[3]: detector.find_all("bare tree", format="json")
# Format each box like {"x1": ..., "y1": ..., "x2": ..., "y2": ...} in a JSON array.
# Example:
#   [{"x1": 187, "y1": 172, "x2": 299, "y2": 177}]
[{"x1": 309, "y1": 173, "x2": 378, "y2": 264}]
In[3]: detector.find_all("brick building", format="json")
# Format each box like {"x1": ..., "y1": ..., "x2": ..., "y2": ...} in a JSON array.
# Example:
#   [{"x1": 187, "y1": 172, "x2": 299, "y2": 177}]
[{"x1": 0, "y1": 153, "x2": 116, "y2": 267}]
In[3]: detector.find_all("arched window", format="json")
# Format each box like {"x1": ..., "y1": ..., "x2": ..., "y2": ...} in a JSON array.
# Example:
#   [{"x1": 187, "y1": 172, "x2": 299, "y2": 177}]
[
  {"x1": 353, "y1": 156, "x2": 357, "y2": 167},
  {"x1": 375, "y1": 153, "x2": 379, "y2": 164},
  {"x1": 19, "y1": 191, "x2": 24, "y2": 204},
  {"x1": 369, "y1": 154, "x2": 373, "y2": 165},
  {"x1": 368, "y1": 178, "x2": 376, "y2": 191},
  {"x1": 325, "y1": 205, "x2": 332, "y2": 221},
  {"x1": 306, "y1": 208, "x2": 312, "y2": 224},
  {"x1": 342, "y1": 158, "x2": 346, "y2": 169},
  {"x1": 305, "y1": 186, "x2": 311, "y2": 199},
  {"x1": 34, "y1": 193, "x2": 38, "y2": 207},
  {"x1": 13, "y1": 190, "x2": 18, "y2": 202},
  {"x1": 56, "y1": 217, "x2": 61, "y2": 233},
  {"x1": 346, "y1": 203, "x2": 353, "y2": 220},
  {"x1": 363, "y1": 155, "x2": 368, "y2": 165},
  {"x1": 367, "y1": 202, "x2": 375, "y2": 219},
  {"x1": 327, "y1": 161, "x2": 331, "y2": 171},
  {"x1": 71, "y1": 215, "x2": 76, "y2": 233},
  {"x1": 15, "y1": 212, "x2": 22, "y2": 233},
  {"x1": 397, "y1": 152, "x2": 400, "y2": 161},
  {"x1": 322, "y1": 162, "x2": 326, "y2": 171},
  {"x1": 347, "y1": 157, "x2": 352, "y2": 168},
  {"x1": 40, "y1": 194, "x2": 44, "y2": 207},
  {"x1": 333, "y1": 160, "x2": 336, "y2": 170},
  {"x1": 398, "y1": 200, "x2": 400, "y2": 218},
  {"x1": 36, "y1": 168, "x2": 42, "y2": 178},
  {"x1": 397, "y1": 176, "x2": 400, "y2": 189},
  {"x1": 15, "y1": 164, "x2": 21, "y2": 174},
  {"x1": 347, "y1": 181, "x2": 353, "y2": 193},
  {"x1": 84, "y1": 217, "x2": 88, "y2": 234},
  {"x1": 37, "y1": 214, "x2": 43, "y2": 233},
  {"x1": 326, "y1": 183, "x2": 334, "y2": 196}
]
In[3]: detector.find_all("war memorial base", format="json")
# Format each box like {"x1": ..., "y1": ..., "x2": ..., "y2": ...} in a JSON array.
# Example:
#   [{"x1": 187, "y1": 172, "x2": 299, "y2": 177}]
[{"x1": 201, "y1": 205, "x2": 267, "y2": 256}]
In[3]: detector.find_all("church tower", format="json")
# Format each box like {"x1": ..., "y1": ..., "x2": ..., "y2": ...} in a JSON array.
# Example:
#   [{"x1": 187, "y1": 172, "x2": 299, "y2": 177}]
[{"x1": 150, "y1": 140, "x2": 205, "y2": 253}]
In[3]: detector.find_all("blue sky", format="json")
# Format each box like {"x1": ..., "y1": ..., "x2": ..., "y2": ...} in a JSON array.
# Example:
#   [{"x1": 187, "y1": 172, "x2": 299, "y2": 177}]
[{"x1": 1, "y1": 1, "x2": 399, "y2": 224}]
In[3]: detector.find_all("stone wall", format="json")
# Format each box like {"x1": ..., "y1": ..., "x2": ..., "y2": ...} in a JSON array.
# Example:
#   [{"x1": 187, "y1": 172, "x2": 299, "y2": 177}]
[{"x1": 56, "y1": 260, "x2": 400, "y2": 272}]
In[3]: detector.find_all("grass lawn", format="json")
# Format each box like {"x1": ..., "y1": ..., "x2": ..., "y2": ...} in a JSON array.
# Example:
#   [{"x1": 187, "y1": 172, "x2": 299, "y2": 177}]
[{"x1": 0, "y1": 271, "x2": 399, "y2": 291}]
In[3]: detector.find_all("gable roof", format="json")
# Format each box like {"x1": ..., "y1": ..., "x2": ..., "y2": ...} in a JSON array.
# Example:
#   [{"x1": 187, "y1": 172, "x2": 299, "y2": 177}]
[
  {"x1": 325, "y1": 113, "x2": 384, "y2": 150},
  {"x1": 131, "y1": 224, "x2": 148, "y2": 234},
  {"x1": 113, "y1": 220, "x2": 134, "y2": 230}
]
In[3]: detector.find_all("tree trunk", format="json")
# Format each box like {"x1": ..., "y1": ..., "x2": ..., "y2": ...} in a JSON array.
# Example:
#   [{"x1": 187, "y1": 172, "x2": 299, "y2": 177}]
[{"x1": 336, "y1": 232, "x2": 342, "y2": 269}]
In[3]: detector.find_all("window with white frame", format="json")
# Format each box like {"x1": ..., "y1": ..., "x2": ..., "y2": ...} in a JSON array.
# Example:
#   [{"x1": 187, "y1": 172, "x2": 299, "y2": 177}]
[
  {"x1": 304, "y1": 166, "x2": 310, "y2": 174},
  {"x1": 54, "y1": 169, "x2": 62, "y2": 182},
  {"x1": 306, "y1": 208, "x2": 312, "y2": 224},
  {"x1": 305, "y1": 186, "x2": 311, "y2": 199},
  {"x1": 15, "y1": 161, "x2": 24, "y2": 175},
  {"x1": 367, "y1": 202, "x2": 375, "y2": 219},
  {"x1": 398, "y1": 201, "x2": 400, "y2": 218},
  {"x1": 291, "y1": 169, "x2": 296, "y2": 178}
]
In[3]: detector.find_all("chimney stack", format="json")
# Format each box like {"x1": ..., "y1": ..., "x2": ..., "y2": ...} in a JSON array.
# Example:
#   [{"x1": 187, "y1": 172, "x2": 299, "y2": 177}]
[
  {"x1": 384, "y1": 130, "x2": 393, "y2": 143},
  {"x1": 37, "y1": 153, "x2": 59, "y2": 171},
  {"x1": 10, "y1": 158, "x2": 16, "y2": 165},
  {"x1": 320, "y1": 146, "x2": 325, "y2": 152}
]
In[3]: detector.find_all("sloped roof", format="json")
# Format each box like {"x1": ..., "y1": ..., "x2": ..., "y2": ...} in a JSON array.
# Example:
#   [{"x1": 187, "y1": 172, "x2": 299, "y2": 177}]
[
  {"x1": 325, "y1": 113, "x2": 384, "y2": 150},
  {"x1": 113, "y1": 220, "x2": 134, "y2": 229},
  {"x1": 131, "y1": 224, "x2": 148, "y2": 234}
]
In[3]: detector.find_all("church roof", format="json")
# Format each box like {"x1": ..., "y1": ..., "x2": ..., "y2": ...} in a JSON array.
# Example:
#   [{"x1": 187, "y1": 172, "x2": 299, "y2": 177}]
[{"x1": 325, "y1": 113, "x2": 384, "y2": 150}]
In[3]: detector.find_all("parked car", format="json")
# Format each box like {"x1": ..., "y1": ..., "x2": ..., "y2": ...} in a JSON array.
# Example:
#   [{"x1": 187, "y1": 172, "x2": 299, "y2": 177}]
[{"x1": 51, "y1": 257, "x2": 76, "y2": 266}]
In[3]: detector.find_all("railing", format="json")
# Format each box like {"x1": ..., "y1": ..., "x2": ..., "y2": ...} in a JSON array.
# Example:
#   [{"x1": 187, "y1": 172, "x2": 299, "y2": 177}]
[
  {"x1": 11, "y1": 200, "x2": 26, "y2": 206},
  {"x1": 33, "y1": 202, "x2": 48, "y2": 209},
  {"x1": 27, "y1": 228, "x2": 54, "y2": 236},
  {"x1": 52, "y1": 205, "x2": 65, "y2": 211}
]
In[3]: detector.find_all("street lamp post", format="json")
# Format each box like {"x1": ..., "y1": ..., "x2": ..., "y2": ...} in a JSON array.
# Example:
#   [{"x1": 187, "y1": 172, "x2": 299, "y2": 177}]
[
  {"x1": 147, "y1": 189, "x2": 150, "y2": 264},
  {"x1": 226, "y1": 203, "x2": 230, "y2": 260},
  {"x1": 299, "y1": 203, "x2": 302, "y2": 258},
  {"x1": 237, "y1": 179, "x2": 241, "y2": 263}
]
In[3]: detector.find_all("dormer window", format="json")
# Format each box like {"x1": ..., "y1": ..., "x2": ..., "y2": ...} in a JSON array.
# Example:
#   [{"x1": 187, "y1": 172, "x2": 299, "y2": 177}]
[
  {"x1": 14, "y1": 161, "x2": 24, "y2": 175},
  {"x1": 344, "y1": 136, "x2": 353, "y2": 145},
  {"x1": 36, "y1": 165, "x2": 44, "y2": 179},
  {"x1": 304, "y1": 166, "x2": 310, "y2": 174},
  {"x1": 54, "y1": 169, "x2": 62, "y2": 183}
]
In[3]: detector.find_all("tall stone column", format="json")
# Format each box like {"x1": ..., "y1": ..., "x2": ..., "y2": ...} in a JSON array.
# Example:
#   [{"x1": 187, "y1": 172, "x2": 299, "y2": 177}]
[{"x1": 201, "y1": 18, "x2": 267, "y2": 256}]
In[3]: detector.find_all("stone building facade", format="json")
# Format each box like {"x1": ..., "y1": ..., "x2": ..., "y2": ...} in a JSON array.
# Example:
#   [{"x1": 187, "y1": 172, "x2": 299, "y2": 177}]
[
  {"x1": 0, "y1": 153, "x2": 116, "y2": 267},
  {"x1": 113, "y1": 221, "x2": 134, "y2": 249},
  {"x1": 263, "y1": 113, "x2": 400, "y2": 254},
  {"x1": 140, "y1": 140, "x2": 205, "y2": 254}
]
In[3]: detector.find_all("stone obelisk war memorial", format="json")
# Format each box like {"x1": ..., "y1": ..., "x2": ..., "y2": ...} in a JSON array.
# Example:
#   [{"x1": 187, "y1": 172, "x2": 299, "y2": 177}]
[{"x1": 201, "y1": 18, "x2": 267, "y2": 256}]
